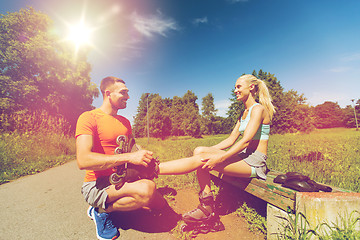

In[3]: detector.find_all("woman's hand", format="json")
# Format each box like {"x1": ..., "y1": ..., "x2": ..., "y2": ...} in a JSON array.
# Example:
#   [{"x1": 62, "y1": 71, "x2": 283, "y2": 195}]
[{"x1": 201, "y1": 153, "x2": 225, "y2": 170}]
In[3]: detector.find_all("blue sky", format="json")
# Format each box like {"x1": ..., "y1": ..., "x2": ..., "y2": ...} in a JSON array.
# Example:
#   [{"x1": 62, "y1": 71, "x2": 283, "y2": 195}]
[{"x1": 1, "y1": 0, "x2": 360, "y2": 122}]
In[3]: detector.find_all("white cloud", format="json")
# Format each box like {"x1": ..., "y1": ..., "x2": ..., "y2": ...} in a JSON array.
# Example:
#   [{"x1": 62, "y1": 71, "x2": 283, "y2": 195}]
[
  {"x1": 215, "y1": 99, "x2": 231, "y2": 117},
  {"x1": 97, "y1": 4, "x2": 122, "y2": 23},
  {"x1": 341, "y1": 53, "x2": 360, "y2": 62},
  {"x1": 113, "y1": 41, "x2": 145, "y2": 61},
  {"x1": 226, "y1": 0, "x2": 249, "y2": 3},
  {"x1": 192, "y1": 17, "x2": 208, "y2": 26},
  {"x1": 131, "y1": 10, "x2": 179, "y2": 38},
  {"x1": 306, "y1": 91, "x2": 349, "y2": 107},
  {"x1": 328, "y1": 67, "x2": 351, "y2": 73}
]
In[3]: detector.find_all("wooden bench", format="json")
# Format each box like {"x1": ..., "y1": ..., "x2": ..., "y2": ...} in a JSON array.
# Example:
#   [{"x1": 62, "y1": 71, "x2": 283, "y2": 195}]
[{"x1": 210, "y1": 170, "x2": 359, "y2": 239}]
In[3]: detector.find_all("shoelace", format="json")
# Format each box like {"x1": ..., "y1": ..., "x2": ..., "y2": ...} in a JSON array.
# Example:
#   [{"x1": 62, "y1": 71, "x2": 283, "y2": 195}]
[
  {"x1": 96, "y1": 212, "x2": 114, "y2": 229},
  {"x1": 105, "y1": 218, "x2": 116, "y2": 229},
  {"x1": 187, "y1": 208, "x2": 199, "y2": 214}
]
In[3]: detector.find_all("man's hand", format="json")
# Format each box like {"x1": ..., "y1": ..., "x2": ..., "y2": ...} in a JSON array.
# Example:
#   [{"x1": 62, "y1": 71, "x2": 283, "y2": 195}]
[{"x1": 128, "y1": 150, "x2": 154, "y2": 167}]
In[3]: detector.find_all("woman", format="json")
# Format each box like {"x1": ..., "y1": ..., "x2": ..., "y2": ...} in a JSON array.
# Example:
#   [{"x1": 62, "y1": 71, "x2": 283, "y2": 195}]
[{"x1": 158, "y1": 74, "x2": 275, "y2": 223}]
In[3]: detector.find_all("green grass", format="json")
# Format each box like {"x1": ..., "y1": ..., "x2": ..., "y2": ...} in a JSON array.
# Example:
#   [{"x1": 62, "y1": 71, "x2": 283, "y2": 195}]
[
  {"x1": 276, "y1": 209, "x2": 360, "y2": 240},
  {"x1": 0, "y1": 131, "x2": 75, "y2": 184},
  {"x1": 267, "y1": 128, "x2": 360, "y2": 192},
  {"x1": 1, "y1": 128, "x2": 359, "y2": 238},
  {"x1": 136, "y1": 135, "x2": 228, "y2": 190},
  {"x1": 236, "y1": 202, "x2": 267, "y2": 235},
  {"x1": 136, "y1": 128, "x2": 360, "y2": 238},
  {"x1": 2, "y1": 128, "x2": 358, "y2": 190},
  {"x1": 135, "y1": 128, "x2": 360, "y2": 192}
]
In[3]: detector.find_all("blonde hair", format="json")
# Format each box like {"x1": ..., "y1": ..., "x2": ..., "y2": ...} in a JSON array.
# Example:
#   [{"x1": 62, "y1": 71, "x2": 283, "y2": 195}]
[{"x1": 239, "y1": 74, "x2": 276, "y2": 120}]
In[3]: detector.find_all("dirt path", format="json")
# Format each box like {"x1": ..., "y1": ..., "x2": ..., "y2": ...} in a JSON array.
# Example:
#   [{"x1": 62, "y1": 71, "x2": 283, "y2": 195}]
[{"x1": 0, "y1": 160, "x2": 265, "y2": 239}]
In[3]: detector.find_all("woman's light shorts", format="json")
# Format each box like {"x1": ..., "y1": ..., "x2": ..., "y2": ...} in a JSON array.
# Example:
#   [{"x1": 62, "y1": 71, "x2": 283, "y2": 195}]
[{"x1": 239, "y1": 149, "x2": 268, "y2": 180}]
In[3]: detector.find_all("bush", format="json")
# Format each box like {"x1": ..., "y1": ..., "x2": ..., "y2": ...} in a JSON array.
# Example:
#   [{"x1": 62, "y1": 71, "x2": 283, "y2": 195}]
[{"x1": 0, "y1": 131, "x2": 75, "y2": 184}]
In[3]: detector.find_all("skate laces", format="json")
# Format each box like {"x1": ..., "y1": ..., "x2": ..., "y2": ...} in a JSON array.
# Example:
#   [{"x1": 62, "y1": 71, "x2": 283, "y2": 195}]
[
  {"x1": 98, "y1": 212, "x2": 115, "y2": 229},
  {"x1": 187, "y1": 208, "x2": 200, "y2": 214},
  {"x1": 105, "y1": 217, "x2": 116, "y2": 229}
]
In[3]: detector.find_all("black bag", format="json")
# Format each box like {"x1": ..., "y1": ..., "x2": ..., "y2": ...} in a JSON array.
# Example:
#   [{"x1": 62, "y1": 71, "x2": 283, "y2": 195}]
[{"x1": 274, "y1": 172, "x2": 332, "y2": 192}]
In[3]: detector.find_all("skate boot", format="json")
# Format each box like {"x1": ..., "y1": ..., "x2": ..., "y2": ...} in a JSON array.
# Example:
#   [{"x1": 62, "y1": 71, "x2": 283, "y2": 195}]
[{"x1": 181, "y1": 191, "x2": 224, "y2": 237}]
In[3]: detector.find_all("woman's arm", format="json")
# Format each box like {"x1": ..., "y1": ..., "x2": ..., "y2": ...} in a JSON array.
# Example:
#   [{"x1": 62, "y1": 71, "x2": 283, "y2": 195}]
[
  {"x1": 202, "y1": 105, "x2": 265, "y2": 169},
  {"x1": 212, "y1": 120, "x2": 242, "y2": 150}
]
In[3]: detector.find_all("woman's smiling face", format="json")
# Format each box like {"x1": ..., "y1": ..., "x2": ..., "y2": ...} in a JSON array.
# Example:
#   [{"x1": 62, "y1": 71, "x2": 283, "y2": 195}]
[{"x1": 234, "y1": 78, "x2": 252, "y2": 102}]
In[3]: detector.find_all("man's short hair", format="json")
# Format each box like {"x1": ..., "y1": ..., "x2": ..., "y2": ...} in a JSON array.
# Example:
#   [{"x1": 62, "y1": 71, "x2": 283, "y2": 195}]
[{"x1": 100, "y1": 76, "x2": 125, "y2": 96}]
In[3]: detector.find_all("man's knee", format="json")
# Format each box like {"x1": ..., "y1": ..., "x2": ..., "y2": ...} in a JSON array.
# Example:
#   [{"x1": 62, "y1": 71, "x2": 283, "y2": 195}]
[{"x1": 134, "y1": 179, "x2": 156, "y2": 206}]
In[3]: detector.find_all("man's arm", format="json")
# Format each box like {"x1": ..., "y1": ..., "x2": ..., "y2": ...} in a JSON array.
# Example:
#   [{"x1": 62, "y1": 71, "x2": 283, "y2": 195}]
[{"x1": 76, "y1": 135, "x2": 153, "y2": 171}]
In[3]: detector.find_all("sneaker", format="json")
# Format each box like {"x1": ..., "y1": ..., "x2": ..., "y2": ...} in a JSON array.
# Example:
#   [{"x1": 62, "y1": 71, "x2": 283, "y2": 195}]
[
  {"x1": 87, "y1": 206, "x2": 94, "y2": 220},
  {"x1": 91, "y1": 207, "x2": 119, "y2": 240}
]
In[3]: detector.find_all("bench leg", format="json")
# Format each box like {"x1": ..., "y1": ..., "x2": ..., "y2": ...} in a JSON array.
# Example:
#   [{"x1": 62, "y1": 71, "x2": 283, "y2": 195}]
[
  {"x1": 266, "y1": 203, "x2": 290, "y2": 240},
  {"x1": 296, "y1": 192, "x2": 360, "y2": 236},
  {"x1": 267, "y1": 193, "x2": 360, "y2": 239}
]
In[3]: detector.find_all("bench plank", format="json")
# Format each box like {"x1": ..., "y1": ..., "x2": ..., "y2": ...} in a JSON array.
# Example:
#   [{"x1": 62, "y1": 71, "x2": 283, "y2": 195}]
[
  {"x1": 210, "y1": 170, "x2": 353, "y2": 212},
  {"x1": 210, "y1": 171, "x2": 296, "y2": 211}
]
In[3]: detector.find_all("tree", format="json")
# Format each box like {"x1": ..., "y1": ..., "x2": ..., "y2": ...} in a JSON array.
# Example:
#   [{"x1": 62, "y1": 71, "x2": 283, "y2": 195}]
[
  {"x1": 274, "y1": 90, "x2": 314, "y2": 133},
  {"x1": 133, "y1": 91, "x2": 203, "y2": 138},
  {"x1": 212, "y1": 116, "x2": 232, "y2": 134},
  {"x1": 313, "y1": 101, "x2": 345, "y2": 128},
  {"x1": 170, "y1": 96, "x2": 184, "y2": 136},
  {"x1": 227, "y1": 70, "x2": 284, "y2": 129},
  {"x1": 227, "y1": 74, "x2": 244, "y2": 127},
  {"x1": 181, "y1": 91, "x2": 202, "y2": 138},
  {"x1": 133, "y1": 93, "x2": 159, "y2": 137},
  {"x1": 201, "y1": 93, "x2": 217, "y2": 135},
  {"x1": 148, "y1": 96, "x2": 171, "y2": 139},
  {"x1": 226, "y1": 70, "x2": 315, "y2": 134},
  {"x1": 343, "y1": 99, "x2": 360, "y2": 128},
  {"x1": 0, "y1": 8, "x2": 98, "y2": 132}
]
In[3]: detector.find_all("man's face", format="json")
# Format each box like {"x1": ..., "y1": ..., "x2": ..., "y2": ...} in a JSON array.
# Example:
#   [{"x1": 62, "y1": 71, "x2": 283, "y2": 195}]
[{"x1": 107, "y1": 82, "x2": 130, "y2": 110}]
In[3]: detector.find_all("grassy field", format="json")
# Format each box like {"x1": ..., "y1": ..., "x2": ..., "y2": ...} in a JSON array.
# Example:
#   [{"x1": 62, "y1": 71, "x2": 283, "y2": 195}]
[
  {"x1": 1, "y1": 127, "x2": 359, "y2": 192},
  {"x1": 0, "y1": 131, "x2": 75, "y2": 184},
  {"x1": 136, "y1": 128, "x2": 360, "y2": 239},
  {"x1": 1, "y1": 127, "x2": 359, "y2": 238},
  {"x1": 267, "y1": 128, "x2": 360, "y2": 192},
  {"x1": 136, "y1": 128, "x2": 360, "y2": 192}
]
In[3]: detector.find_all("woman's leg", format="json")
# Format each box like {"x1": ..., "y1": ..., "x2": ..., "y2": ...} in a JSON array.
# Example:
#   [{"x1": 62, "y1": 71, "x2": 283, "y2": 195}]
[
  {"x1": 158, "y1": 146, "x2": 221, "y2": 175},
  {"x1": 183, "y1": 151, "x2": 253, "y2": 221},
  {"x1": 197, "y1": 168, "x2": 212, "y2": 194},
  {"x1": 214, "y1": 154, "x2": 252, "y2": 178},
  {"x1": 158, "y1": 155, "x2": 203, "y2": 175},
  {"x1": 179, "y1": 147, "x2": 223, "y2": 221}
]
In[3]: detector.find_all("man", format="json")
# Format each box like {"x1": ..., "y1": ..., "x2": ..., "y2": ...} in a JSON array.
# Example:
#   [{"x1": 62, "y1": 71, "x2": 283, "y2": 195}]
[{"x1": 76, "y1": 76, "x2": 164, "y2": 240}]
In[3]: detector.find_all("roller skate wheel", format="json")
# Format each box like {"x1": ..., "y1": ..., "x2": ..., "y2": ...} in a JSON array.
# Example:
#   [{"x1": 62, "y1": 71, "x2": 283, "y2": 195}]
[
  {"x1": 114, "y1": 147, "x2": 123, "y2": 155},
  {"x1": 116, "y1": 135, "x2": 127, "y2": 145},
  {"x1": 180, "y1": 223, "x2": 190, "y2": 232},
  {"x1": 109, "y1": 173, "x2": 122, "y2": 185}
]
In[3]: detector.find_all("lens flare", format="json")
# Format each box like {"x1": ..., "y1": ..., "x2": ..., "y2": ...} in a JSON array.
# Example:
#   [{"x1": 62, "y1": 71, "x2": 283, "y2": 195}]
[{"x1": 67, "y1": 21, "x2": 92, "y2": 47}]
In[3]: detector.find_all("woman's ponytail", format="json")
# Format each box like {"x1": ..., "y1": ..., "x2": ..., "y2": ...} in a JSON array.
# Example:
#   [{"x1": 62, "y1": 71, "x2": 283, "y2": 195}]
[
  {"x1": 237, "y1": 74, "x2": 276, "y2": 120},
  {"x1": 257, "y1": 79, "x2": 275, "y2": 120}
]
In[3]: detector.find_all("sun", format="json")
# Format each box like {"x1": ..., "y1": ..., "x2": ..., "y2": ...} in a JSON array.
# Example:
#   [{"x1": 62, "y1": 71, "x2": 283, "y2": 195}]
[
  {"x1": 67, "y1": 21, "x2": 93, "y2": 47},
  {"x1": 64, "y1": 18, "x2": 97, "y2": 57},
  {"x1": 55, "y1": 1, "x2": 119, "y2": 59}
]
